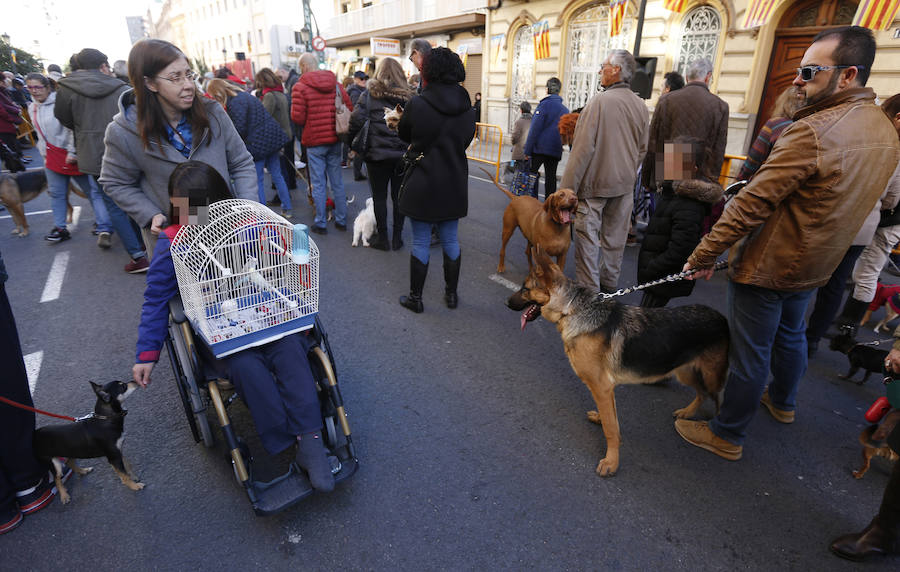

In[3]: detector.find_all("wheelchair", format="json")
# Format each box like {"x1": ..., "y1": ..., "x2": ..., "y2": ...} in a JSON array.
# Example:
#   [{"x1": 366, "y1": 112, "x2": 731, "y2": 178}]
[{"x1": 164, "y1": 296, "x2": 358, "y2": 516}]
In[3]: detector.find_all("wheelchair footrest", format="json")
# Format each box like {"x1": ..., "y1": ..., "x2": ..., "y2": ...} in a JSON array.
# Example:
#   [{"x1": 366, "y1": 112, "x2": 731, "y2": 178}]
[{"x1": 250, "y1": 464, "x2": 314, "y2": 516}]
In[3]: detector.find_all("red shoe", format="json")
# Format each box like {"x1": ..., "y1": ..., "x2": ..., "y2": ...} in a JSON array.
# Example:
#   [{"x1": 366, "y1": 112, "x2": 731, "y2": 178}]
[
  {"x1": 0, "y1": 505, "x2": 23, "y2": 535},
  {"x1": 125, "y1": 256, "x2": 150, "y2": 274}
]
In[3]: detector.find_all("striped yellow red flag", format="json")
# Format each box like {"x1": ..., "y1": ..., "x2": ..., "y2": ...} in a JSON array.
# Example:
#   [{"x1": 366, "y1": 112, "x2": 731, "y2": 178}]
[
  {"x1": 609, "y1": 0, "x2": 627, "y2": 37},
  {"x1": 533, "y1": 20, "x2": 551, "y2": 60},
  {"x1": 663, "y1": 0, "x2": 688, "y2": 13},
  {"x1": 742, "y1": 0, "x2": 778, "y2": 28},
  {"x1": 853, "y1": 0, "x2": 900, "y2": 30}
]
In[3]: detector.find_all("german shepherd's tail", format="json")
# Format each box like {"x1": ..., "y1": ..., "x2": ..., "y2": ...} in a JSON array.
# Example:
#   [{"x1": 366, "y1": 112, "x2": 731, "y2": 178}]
[{"x1": 479, "y1": 167, "x2": 517, "y2": 201}]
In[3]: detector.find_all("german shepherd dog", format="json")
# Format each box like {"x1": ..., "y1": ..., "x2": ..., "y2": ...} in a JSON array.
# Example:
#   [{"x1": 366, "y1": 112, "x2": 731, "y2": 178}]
[
  {"x1": 507, "y1": 247, "x2": 730, "y2": 476},
  {"x1": 0, "y1": 170, "x2": 86, "y2": 237}
]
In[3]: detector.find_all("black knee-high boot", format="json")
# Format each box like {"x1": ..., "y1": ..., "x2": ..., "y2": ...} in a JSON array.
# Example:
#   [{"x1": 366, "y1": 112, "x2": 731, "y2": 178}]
[
  {"x1": 836, "y1": 297, "x2": 871, "y2": 338},
  {"x1": 399, "y1": 255, "x2": 428, "y2": 313},
  {"x1": 443, "y1": 252, "x2": 461, "y2": 309}
]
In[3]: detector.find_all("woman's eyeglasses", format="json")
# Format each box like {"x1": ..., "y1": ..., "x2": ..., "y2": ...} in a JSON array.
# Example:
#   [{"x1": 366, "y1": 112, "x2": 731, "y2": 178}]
[{"x1": 156, "y1": 71, "x2": 199, "y2": 84}]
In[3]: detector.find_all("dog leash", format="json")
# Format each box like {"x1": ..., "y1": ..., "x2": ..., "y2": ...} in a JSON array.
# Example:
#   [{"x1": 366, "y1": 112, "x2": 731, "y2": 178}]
[
  {"x1": 601, "y1": 260, "x2": 729, "y2": 300},
  {"x1": 0, "y1": 395, "x2": 76, "y2": 422}
]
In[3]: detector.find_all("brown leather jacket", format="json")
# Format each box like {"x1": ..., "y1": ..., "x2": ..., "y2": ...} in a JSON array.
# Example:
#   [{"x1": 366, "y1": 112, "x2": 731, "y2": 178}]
[{"x1": 688, "y1": 87, "x2": 900, "y2": 291}]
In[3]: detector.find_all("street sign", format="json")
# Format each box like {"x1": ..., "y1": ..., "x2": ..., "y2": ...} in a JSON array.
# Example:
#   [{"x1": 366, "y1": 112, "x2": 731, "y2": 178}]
[{"x1": 312, "y1": 36, "x2": 326, "y2": 51}]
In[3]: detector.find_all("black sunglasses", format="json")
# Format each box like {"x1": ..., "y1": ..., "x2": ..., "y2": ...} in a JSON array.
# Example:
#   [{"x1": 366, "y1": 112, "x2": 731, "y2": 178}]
[{"x1": 796, "y1": 64, "x2": 865, "y2": 82}]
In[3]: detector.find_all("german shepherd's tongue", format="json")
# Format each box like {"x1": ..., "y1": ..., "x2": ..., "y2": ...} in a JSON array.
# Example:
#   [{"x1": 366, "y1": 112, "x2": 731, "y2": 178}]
[{"x1": 521, "y1": 304, "x2": 541, "y2": 331}]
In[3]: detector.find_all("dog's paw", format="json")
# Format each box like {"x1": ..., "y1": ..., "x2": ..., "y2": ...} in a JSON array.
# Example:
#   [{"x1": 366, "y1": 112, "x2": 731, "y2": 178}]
[
  {"x1": 672, "y1": 407, "x2": 691, "y2": 419},
  {"x1": 595, "y1": 457, "x2": 618, "y2": 477},
  {"x1": 128, "y1": 481, "x2": 145, "y2": 491},
  {"x1": 352, "y1": 240, "x2": 358, "y2": 247},
  {"x1": 59, "y1": 490, "x2": 71, "y2": 504},
  {"x1": 75, "y1": 465, "x2": 93, "y2": 476},
  {"x1": 852, "y1": 469, "x2": 866, "y2": 479},
  {"x1": 586, "y1": 410, "x2": 603, "y2": 425},
  {"x1": 497, "y1": 262, "x2": 505, "y2": 273}
]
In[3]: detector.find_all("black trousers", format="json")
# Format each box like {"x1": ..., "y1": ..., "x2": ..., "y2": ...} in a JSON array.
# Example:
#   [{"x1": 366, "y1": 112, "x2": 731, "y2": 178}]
[
  {"x1": 806, "y1": 244, "x2": 865, "y2": 342},
  {"x1": 530, "y1": 153, "x2": 559, "y2": 199},
  {"x1": 639, "y1": 290, "x2": 669, "y2": 308},
  {"x1": 280, "y1": 140, "x2": 297, "y2": 190},
  {"x1": 0, "y1": 284, "x2": 47, "y2": 512},
  {"x1": 366, "y1": 158, "x2": 405, "y2": 238}
]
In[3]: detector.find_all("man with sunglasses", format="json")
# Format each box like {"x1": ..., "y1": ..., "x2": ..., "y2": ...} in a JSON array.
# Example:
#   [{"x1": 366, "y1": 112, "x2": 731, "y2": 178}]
[
  {"x1": 676, "y1": 26, "x2": 899, "y2": 471},
  {"x1": 55, "y1": 48, "x2": 149, "y2": 273}
]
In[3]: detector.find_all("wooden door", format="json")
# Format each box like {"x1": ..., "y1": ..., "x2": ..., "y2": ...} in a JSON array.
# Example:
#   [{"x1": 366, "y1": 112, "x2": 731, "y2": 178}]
[{"x1": 754, "y1": 0, "x2": 858, "y2": 137}]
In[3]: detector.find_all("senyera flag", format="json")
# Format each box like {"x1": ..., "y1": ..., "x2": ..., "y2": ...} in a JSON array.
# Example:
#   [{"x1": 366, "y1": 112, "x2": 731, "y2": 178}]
[
  {"x1": 609, "y1": 0, "x2": 628, "y2": 37},
  {"x1": 742, "y1": 0, "x2": 777, "y2": 28},
  {"x1": 853, "y1": 0, "x2": 900, "y2": 30},
  {"x1": 663, "y1": 0, "x2": 688, "y2": 12},
  {"x1": 532, "y1": 20, "x2": 551, "y2": 60}
]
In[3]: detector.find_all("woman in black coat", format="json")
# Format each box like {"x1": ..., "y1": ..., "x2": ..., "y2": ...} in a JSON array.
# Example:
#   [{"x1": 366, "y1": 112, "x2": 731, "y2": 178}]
[
  {"x1": 348, "y1": 58, "x2": 413, "y2": 251},
  {"x1": 396, "y1": 47, "x2": 476, "y2": 313},
  {"x1": 636, "y1": 138, "x2": 723, "y2": 307}
]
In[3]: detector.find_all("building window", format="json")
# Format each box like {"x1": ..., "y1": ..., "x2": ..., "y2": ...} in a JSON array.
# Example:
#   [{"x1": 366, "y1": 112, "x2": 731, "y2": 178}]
[
  {"x1": 258, "y1": 29, "x2": 264, "y2": 46},
  {"x1": 675, "y1": 6, "x2": 721, "y2": 78},
  {"x1": 509, "y1": 24, "x2": 535, "y2": 131},
  {"x1": 341, "y1": 2, "x2": 351, "y2": 13},
  {"x1": 563, "y1": 3, "x2": 632, "y2": 111},
  {"x1": 362, "y1": 0, "x2": 373, "y2": 6}
]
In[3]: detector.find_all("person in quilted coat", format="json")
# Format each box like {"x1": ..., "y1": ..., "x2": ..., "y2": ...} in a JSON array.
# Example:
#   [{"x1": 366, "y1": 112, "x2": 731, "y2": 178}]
[
  {"x1": 291, "y1": 53, "x2": 353, "y2": 233},
  {"x1": 206, "y1": 79, "x2": 292, "y2": 217}
]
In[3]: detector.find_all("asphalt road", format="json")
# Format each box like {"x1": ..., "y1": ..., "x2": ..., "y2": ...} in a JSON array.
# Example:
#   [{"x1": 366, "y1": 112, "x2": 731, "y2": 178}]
[{"x1": 1, "y1": 156, "x2": 898, "y2": 570}]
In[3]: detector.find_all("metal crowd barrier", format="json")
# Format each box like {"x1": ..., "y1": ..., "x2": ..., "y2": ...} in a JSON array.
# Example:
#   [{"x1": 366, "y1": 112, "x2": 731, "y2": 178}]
[
  {"x1": 467, "y1": 123, "x2": 504, "y2": 181},
  {"x1": 719, "y1": 154, "x2": 747, "y2": 187}
]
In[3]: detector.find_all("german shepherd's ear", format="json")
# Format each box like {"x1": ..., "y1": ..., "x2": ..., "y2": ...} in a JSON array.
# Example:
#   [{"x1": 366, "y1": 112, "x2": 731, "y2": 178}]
[
  {"x1": 90, "y1": 381, "x2": 111, "y2": 403},
  {"x1": 532, "y1": 245, "x2": 553, "y2": 275}
]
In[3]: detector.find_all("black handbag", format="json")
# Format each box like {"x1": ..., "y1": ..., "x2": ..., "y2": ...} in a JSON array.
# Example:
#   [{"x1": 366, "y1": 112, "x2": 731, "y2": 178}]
[
  {"x1": 350, "y1": 93, "x2": 371, "y2": 155},
  {"x1": 879, "y1": 207, "x2": 900, "y2": 228}
]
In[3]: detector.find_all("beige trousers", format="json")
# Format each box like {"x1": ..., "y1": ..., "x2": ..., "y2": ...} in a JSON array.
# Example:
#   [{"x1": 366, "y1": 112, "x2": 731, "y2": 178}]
[
  {"x1": 852, "y1": 224, "x2": 900, "y2": 302},
  {"x1": 574, "y1": 194, "x2": 633, "y2": 292}
]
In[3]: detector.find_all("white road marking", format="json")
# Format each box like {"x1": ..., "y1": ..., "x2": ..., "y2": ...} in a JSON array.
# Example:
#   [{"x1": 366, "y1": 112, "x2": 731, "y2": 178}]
[
  {"x1": 469, "y1": 174, "x2": 494, "y2": 184},
  {"x1": 489, "y1": 273, "x2": 522, "y2": 292},
  {"x1": 0, "y1": 209, "x2": 52, "y2": 220},
  {"x1": 40, "y1": 251, "x2": 70, "y2": 303},
  {"x1": 24, "y1": 351, "x2": 43, "y2": 393},
  {"x1": 70, "y1": 205, "x2": 81, "y2": 230}
]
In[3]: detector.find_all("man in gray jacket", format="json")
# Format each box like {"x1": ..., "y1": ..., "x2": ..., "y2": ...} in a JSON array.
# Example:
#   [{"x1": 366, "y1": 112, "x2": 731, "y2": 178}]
[
  {"x1": 561, "y1": 49, "x2": 649, "y2": 292},
  {"x1": 55, "y1": 48, "x2": 148, "y2": 273}
]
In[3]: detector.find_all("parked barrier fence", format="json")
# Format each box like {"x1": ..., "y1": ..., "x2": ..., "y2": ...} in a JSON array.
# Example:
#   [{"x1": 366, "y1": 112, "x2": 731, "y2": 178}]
[{"x1": 467, "y1": 123, "x2": 504, "y2": 181}]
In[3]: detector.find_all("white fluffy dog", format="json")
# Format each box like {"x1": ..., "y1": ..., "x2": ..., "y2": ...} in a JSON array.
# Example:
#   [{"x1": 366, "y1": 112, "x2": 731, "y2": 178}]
[{"x1": 352, "y1": 197, "x2": 377, "y2": 247}]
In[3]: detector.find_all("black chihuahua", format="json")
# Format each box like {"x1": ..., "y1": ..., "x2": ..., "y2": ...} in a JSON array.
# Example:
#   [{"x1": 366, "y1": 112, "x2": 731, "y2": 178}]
[
  {"x1": 32, "y1": 380, "x2": 144, "y2": 504},
  {"x1": 829, "y1": 332, "x2": 889, "y2": 385}
]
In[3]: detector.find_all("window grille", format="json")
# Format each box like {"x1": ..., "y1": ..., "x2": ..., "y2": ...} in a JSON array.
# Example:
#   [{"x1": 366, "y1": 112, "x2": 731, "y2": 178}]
[{"x1": 675, "y1": 6, "x2": 721, "y2": 78}]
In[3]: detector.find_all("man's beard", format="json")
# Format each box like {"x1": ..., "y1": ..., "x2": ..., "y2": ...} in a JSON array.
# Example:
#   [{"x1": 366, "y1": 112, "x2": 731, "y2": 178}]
[{"x1": 803, "y1": 71, "x2": 841, "y2": 107}]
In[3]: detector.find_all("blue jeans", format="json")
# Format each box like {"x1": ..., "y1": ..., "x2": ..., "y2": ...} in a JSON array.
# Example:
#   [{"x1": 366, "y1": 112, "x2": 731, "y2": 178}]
[
  {"x1": 410, "y1": 218, "x2": 459, "y2": 264},
  {"x1": 306, "y1": 142, "x2": 346, "y2": 228},
  {"x1": 709, "y1": 281, "x2": 814, "y2": 445},
  {"x1": 45, "y1": 169, "x2": 112, "y2": 231},
  {"x1": 255, "y1": 152, "x2": 291, "y2": 211},
  {"x1": 93, "y1": 176, "x2": 147, "y2": 260}
]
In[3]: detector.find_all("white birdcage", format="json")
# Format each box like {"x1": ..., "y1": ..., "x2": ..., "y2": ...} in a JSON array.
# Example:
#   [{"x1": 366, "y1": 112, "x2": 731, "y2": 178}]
[{"x1": 170, "y1": 199, "x2": 319, "y2": 358}]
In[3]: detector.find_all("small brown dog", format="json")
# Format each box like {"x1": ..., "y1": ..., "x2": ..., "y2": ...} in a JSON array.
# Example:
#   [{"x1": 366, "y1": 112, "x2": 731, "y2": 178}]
[
  {"x1": 384, "y1": 104, "x2": 403, "y2": 131},
  {"x1": 853, "y1": 419, "x2": 899, "y2": 479},
  {"x1": 0, "y1": 170, "x2": 86, "y2": 237},
  {"x1": 481, "y1": 167, "x2": 577, "y2": 273}
]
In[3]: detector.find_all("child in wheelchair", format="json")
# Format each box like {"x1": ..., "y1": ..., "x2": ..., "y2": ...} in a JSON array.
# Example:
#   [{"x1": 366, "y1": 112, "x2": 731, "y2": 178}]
[{"x1": 131, "y1": 161, "x2": 334, "y2": 492}]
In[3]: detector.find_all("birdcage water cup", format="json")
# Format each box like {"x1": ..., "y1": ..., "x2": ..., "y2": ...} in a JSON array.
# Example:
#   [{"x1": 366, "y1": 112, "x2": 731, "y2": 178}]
[{"x1": 170, "y1": 199, "x2": 319, "y2": 358}]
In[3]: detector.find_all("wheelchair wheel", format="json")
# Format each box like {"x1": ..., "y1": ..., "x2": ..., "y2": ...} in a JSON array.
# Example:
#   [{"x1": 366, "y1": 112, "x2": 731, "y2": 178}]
[
  {"x1": 310, "y1": 345, "x2": 340, "y2": 450},
  {"x1": 168, "y1": 322, "x2": 214, "y2": 448}
]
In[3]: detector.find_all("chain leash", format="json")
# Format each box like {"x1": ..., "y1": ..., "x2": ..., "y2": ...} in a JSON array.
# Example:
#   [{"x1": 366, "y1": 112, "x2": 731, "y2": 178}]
[{"x1": 601, "y1": 260, "x2": 729, "y2": 300}]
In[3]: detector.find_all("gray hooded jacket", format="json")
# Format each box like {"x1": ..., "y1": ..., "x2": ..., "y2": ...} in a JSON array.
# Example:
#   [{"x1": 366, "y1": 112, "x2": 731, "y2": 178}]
[
  {"x1": 54, "y1": 70, "x2": 130, "y2": 176},
  {"x1": 99, "y1": 90, "x2": 257, "y2": 228}
]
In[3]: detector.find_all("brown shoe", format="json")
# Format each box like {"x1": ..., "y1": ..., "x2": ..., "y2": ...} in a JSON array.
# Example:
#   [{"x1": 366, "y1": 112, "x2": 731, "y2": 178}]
[
  {"x1": 674, "y1": 419, "x2": 743, "y2": 461},
  {"x1": 760, "y1": 390, "x2": 795, "y2": 424}
]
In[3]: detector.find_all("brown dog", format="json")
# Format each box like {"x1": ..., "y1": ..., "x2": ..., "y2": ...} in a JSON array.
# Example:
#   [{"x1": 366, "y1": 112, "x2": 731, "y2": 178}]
[
  {"x1": 853, "y1": 412, "x2": 900, "y2": 479},
  {"x1": 0, "y1": 170, "x2": 86, "y2": 237},
  {"x1": 481, "y1": 167, "x2": 577, "y2": 273},
  {"x1": 507, "y1": 247, "x2": 729, "y2": 476}
]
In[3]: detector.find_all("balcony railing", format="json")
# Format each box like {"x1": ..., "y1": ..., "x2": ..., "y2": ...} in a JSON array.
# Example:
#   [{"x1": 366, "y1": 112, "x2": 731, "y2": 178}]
[{"x1": 324, "y1": 0, "x2": 487, "y2": 39}]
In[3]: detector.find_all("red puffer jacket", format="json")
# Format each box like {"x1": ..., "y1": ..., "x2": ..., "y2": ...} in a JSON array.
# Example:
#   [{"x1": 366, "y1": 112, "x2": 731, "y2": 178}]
[{"x1": 291, "y1": 70, "x2": 352, "y2": 147}]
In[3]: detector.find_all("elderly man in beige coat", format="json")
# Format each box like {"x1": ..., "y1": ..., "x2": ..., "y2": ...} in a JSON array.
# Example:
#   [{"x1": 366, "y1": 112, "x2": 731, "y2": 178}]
[{"x1": 561, "y1": 49, "x2": 649, "y2": 292}]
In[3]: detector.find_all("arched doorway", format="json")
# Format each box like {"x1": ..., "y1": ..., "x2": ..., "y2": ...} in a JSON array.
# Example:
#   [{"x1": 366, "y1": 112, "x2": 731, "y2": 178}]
[{"x1": 754, "y1": 0, "x2": 858, "y2": 136}]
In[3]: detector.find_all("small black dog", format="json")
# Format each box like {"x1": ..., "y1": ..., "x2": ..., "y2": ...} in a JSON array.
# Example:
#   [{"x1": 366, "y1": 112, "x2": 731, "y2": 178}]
[
  {"x1": 32, "y1": 380, "x2": 143, "y2": 504},
  {"x1": 829, "y1": 333, "x2": 889, "y2": 385}
]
